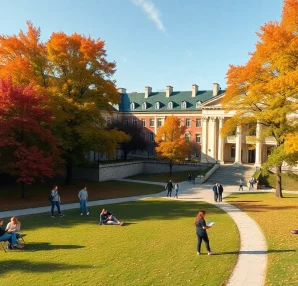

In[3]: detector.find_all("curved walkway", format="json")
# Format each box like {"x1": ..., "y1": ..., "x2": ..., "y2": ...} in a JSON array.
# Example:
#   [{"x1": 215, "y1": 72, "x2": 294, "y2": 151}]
[{"x1": 0, "y1": 180, "x2": 268, "y2": 286}]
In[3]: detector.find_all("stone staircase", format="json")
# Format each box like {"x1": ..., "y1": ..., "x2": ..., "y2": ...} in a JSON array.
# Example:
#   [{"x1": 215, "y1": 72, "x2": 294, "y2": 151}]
[{"x1": 206, "y1": 164, "x2": 256, "y2": 185}]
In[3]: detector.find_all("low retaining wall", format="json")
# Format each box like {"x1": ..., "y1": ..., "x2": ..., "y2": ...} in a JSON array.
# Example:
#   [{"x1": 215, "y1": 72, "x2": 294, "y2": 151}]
[{"x1": 195, "y1": 163, "x2": 220, "y2": 184}]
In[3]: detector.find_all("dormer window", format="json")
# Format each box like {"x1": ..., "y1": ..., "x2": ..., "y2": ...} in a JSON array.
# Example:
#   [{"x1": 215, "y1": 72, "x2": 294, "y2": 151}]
[
  {"x1": 196, "y1": 101, "x2": 202, "y2": 108},
  {"x1": 130, "y1": 102, "x2": 135, "y2": 110},
  {"x1": 155, "y1": 101, "x2": 160, "y2": 110},
  {"x1": 142, "y1": 102, "x2": 147, "y2": 110},
  {"x1": 168, "y1": 101, "x2": 173, "y2": 109},
  {"x1": 181, "y1": 101, "x2": 187, "y2": 109}
]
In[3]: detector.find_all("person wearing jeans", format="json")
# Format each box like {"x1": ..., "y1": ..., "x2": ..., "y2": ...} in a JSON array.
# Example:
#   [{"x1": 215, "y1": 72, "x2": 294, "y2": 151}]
[
  {"x1": 50, "y1": 185, "x2": 64, "y2": 218},
  {"x1": 78, "y1": 186, "x2": 89, "y2": 215},
  {"x1": 0, "y1": 219, "x2": 23, "y2": 249},
  {"x1": 99, "y1": 208, "x2": 124, "y2": 226}
]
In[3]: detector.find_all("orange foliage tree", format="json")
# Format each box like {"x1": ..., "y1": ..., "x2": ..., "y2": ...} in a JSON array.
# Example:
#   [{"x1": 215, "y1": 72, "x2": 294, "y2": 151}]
[
  {"x1": 155, "y1": 116, "x2": 189, "y2": 175},
  {"x1": 221, "y1": 0, "x2": 298, "y2": 197}
]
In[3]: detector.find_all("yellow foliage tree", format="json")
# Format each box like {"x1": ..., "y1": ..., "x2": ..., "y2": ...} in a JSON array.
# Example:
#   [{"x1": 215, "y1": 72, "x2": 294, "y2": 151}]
[
  {"x1": 221, "y1": 0, "x2": 298, "y2": 197},
  {"x1": 155, "y1": 116, "x2": 189, "y2": 175}
]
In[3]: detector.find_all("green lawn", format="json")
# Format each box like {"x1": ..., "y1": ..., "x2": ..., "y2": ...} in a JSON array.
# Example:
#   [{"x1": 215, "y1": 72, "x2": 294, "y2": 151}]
[
  {"x1": 227, "y1": 192, "x2": 298, "y2": 286},
  {"x1": 1, "y1": 199, "x2": 239, "y2": 286},
  {"x1": 126, "y1": 168, "x2": 212, "y2": 183}
]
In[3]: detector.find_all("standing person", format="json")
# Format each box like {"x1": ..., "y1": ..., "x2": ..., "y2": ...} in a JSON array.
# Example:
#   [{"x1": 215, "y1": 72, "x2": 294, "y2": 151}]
[
  {"x1": 239, "y1": 179, "x2": 244, "y2": 192},
  {"x1": 187, "y1": 174, "x2": 191, "y2": 182},
  {"x1": 195, "y1": 210, "x2": 214, "y2": 255},
  {"x1": 0, "y1": 219, "x2": 23, "y2": 249},
  {"x1": 78, "y1": 186, "x2": 89, "y2": 216},
  {"x1": 49, "y1": 185, "x2": 64, "y2": 218},
  {"x1": 217, "y1": 182, "x2": 224, "y2": 202},
  {"x1": 99, "y1": 208, "x2": 124, "y2": 226},
  {"x1": 174, "y1": 182, "x2": 179, "y2": 198},
  {"x1": 249, "y1": 177, "x2": 255, "y2": 190},
  {"x1": 212, "y1": 183, "x2": 218, "y2": 202},
  {"x1": 166, "y1": 180, "x2": 173, "y2": 197}
]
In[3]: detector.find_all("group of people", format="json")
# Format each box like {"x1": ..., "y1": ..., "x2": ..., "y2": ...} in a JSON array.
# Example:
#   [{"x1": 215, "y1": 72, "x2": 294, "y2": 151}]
[
  {"x1": 0, "y1": 216, "x2": 26, "y2": 249},
  {"x1": 239, "y1": 177, "x2": 257, "y2": 191},
  {"x1": 165, "y1": 180, "x2": 179, "y2": 198},
  {"x1": 212, "y1": 182, "x2": 224, "y2": 202}
]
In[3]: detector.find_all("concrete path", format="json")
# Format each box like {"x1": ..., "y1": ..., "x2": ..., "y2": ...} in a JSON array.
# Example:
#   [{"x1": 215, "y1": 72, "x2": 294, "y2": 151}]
[{"x1": 0, "y1": 179, "x2": 275, "y2": 286}]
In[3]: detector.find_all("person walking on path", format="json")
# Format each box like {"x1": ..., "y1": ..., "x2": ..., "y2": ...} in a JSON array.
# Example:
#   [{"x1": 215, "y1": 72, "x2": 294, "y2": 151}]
[
  {"x1": 50, "y1": 185, "x2": 64, "y2": 218},
  {"x1": 78, "y1": 186, "x2": 89, "y2": 216},
  {"x1": 217, "y1": 182, "x2": 224, "y2": 202},
  {"x1": 239, "y1": 179, "x2": 244, "y2": 192},
  {"x1": 174, "y1": 182, "x2": 179, "y2": 198},
  {"x1": 249, "y1": 177, "x2": 255, "y2": 190},
  {"x1": 212, "y1": 183, "x2": 218, "y2": 202},
  {"x1": 195, "y1": 210, "x2": 214, "y2": 255},
  {"x1": 187, "y1": 174, "x2": 191, "y2": 182},
  {"x1": 165, "y1": 180, "x2": 173, "y2": 197}
]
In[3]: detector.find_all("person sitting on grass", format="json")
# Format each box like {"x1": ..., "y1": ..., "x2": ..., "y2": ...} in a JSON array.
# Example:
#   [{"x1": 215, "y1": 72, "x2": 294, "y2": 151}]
[
  {"x1": 99, "y1": 208, "x2": 124, "y2": 226},
  {"x1": 0, "y1": 219, "x2": 23, "y2": 249},
  {"x1": 291, "y1": 229, "x2": 298, "y2": 234},
  {"x1": 5, "y1": 216, "x2": 26, "y2": 241}
]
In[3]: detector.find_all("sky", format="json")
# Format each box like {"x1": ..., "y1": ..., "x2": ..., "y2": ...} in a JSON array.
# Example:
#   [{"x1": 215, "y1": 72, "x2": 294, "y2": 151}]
[{"x1": 0, "y1": 0, "x2": 283, "y2": 92}]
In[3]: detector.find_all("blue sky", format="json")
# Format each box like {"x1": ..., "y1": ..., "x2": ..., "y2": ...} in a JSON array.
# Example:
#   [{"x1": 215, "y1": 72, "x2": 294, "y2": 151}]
[{"x1": 0, "y1": 0, "x2": 283, "y2": 92}]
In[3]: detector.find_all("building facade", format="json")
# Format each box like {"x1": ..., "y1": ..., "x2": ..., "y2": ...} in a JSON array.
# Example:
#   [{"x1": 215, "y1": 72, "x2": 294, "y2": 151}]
[{"x1": 103, "y1": 83, "x2": 276, "y2": 165}]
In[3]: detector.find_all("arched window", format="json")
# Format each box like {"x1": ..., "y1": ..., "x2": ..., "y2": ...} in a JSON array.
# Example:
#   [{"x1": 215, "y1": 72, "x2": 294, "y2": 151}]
[
  {"x1": 130, "y1": 102, "x2": 135, "y2": 110},
  {"x1": 196, "y1": 101, "x2": 202, "y2": 108},
  {"x1": 168, "y1": 101, "x2": 173, "y2": 109},
  {"x1": 142, "y1": 102, "x2": 147, "y2": 110},
  {"x1": 181, "y1": 101, "x2": 187, "y2": 109},
  {"x1": 155, "y1": 102, "x2": 160, "y2": 109}
]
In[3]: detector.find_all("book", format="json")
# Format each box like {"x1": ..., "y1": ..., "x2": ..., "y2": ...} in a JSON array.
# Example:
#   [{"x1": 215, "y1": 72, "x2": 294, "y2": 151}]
[{"x1": 206, "y1": 221, "x2": 214, "y2": 227}]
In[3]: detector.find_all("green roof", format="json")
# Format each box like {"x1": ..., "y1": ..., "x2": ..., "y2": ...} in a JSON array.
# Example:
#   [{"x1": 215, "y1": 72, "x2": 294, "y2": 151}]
[{"x1": 119, "y1": 90, "x2": 225, "y2": 112}]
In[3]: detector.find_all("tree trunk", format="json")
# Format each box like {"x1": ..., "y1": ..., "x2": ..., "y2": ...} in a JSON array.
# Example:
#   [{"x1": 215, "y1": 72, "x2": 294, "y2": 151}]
[
  {"x1": 275, "y1": 165, "x2": 283, "y2": 198},
  {"x1": 123, "y1": 150, "x2": 127, "y2": 161},
  {"x1": 169, "y1": 162, "x2": 173, "y2": 176},
  {"x1": 65, "y1": 161, "x2": 73, "y2": 185},
  {"x1": 20, "y1": 182, "x2": 25, "y2": 199}
]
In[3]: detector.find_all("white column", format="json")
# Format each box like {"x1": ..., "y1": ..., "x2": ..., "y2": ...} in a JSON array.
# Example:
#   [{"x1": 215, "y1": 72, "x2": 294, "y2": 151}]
[
  {"x1": 209, "y1": 117, "x2": 217, "y2": 161},
  {"x1": 255, "y1": 121, "x2": 262, "y2": 167},
  {"x1": 154, "y1": 116, "x2": 157, "y2": 134},
  {"x1": 218, "y1": 117, "x2": 224, "y2": 163},
  {"x1": 201, "y1": 117, "x2": 209, "y2": 162},
  {"x1": 234, "y1": 125, "x2": 242, "y2": 165}
]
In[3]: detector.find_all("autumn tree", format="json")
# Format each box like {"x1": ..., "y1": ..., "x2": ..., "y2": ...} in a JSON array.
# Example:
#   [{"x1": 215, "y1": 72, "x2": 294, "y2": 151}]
[
  {"x1": 221, "y1": 0, "x2": 298, "y2": 197},
  {"x1": 155, "y1": 116, "x2": 189, "y2": 175},
  {"x1": 0, "y1": 78, "x2": 58, "y2": 198},
  {"x1": 108, "y1": 121, "x2": 146, "y2": 160},
  {"x1": 0, "y1": 23, "x2": 128, "y2": 184}
]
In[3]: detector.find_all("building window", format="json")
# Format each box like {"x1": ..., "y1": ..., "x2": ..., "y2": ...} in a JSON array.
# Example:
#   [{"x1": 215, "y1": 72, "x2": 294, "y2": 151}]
[
  {"x1": 155, "y1": 102, "x2": 160, "y2": 109},
  {"x1": 196, "y1": 118, "x2": 201, "y2": 128},
  {"x1": 196, "y1": 134, "x2": 201, "y2": 143},
  {"x1": 141, "y1": 118, "x2": 146, "y2": 127},
  {"x1": 231, "y1": 146, "x2": 236, "y2": 158},
  {"x1": 157, "y1": 118, "x2": 163, "y2": 127},
  {"x1": 130, "y1": 102, "x2": 135, "y2": 110},
  {"x1": 124, "y1": 119, "x2": 129, "y2": 125},
  {"x1": 181, "y1": 101, "x2": 187, "y2": 109},
  {"x1": 168, "y1": 101, "x2": 173, "y2": 109},
  {"x1": 149, "y1": 132, "x2": 154, "y2": 142},
  {"x1": 133, "y1": 118, "x2": 137, "y2": 125},
  {"x1": 142, "y1": 102, "x2": 147, "y2": 110},
  {"x1": 196, "y1": 101, "x2": 202, "y2": 108},
  {"x1": 185, "y1": 133, "x2": 191, "y2": 143},
  {"x1": 149, "y1": 118, "x2": 154, "y2": 127},
  {"x1": 185, "y1": 118, "x2": 191, "y2": 127}
]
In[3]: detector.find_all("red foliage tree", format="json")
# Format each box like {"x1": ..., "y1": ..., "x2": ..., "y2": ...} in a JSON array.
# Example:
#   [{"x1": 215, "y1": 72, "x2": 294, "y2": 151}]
[{"x1": 0, "y1": 78, "x2": 59, "y2": 198}]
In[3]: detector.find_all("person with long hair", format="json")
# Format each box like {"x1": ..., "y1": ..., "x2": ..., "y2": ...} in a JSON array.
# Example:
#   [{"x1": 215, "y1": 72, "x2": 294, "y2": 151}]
[
  {"x1": 5, "y1": 217, "x2": 26, "y2": 240},
  {"x1": 194, "y1": 210, "x2": 214, "y2": 255},
  {"x1": 0, "y1": 219, "x2": 23, "y2": 249}
]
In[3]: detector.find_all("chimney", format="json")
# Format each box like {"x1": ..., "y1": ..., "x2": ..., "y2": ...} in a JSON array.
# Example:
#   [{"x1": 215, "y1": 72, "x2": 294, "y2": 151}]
[
  {"x1": 166, "y1": 86, "x2": 173, "y2": 97},
  {"x1": 192, "y1": 84, "x2": 198, "y2": 97},
  {"x1": 117, "y1": 88, "x2": 127, "y2": 94},
  {"x1": 145, "y1": 86, "x2": 152, "y2": 98},
  {"x1": 213, "y1": 83, "x2": 220, "y2": 96}
]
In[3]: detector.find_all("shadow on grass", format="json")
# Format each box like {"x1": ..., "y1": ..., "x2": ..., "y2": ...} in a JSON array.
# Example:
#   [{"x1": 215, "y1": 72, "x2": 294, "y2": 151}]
[
  {"x1": 22, "y1": 242, "x2": 85, "y2": 252},
  {"x1": 216, "y1": 249, "x2": 296, "y2": 255},
  {"x1": 0, "y1": 259, "x2": 89, "y2": 274}
]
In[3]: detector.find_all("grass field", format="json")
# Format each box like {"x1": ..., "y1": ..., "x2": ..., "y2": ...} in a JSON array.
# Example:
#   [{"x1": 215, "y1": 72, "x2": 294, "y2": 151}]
[
  {"x1": 0, "y1": 181, "x2": 163, "y2": 211},
  {"x1": 126, "y1": 168, "x2": 212, "y2": 183},
  {"x1": 1, "y1": 199, "x2": 239, "y2": 286},
  {"x1": 227, "y1": 192, "x2": 298, "y2": 286}
]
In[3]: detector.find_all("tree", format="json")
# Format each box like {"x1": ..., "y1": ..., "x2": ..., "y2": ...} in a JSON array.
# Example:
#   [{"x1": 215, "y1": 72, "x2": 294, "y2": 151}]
[
  {"x1": 109, "y1": 121, "x2": 147, "y2": 160},
  {"x1": 0, "y1": 23, "x2": 128, "y2": 184},
  {"x1": 221, "y1": 0, "x2": 298, "y2": 197},
  {"x1": 155, "y1": 116, "x2": 189, "y2": 175},
  {"x1": 0, "y1": 78, "x2": 58, "y2": 198}
]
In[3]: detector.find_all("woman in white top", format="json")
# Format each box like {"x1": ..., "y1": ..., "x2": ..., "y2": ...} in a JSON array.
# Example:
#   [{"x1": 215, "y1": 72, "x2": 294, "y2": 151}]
[{"x1": 6, "y1": 216, "x2": 23, "y2": 239}]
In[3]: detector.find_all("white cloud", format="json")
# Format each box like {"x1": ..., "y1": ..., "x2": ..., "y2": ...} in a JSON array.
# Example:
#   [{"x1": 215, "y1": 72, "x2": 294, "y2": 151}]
[{"x1": 132, "y1": 0, "x2": 166, "y2": 33}]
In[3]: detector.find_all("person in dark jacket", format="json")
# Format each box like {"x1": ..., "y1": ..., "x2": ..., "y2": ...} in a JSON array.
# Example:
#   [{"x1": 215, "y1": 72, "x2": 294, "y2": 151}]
[
  {"x1": 195, "y1": 210, "x2": 214, "y2": 255},
  {"x1": 0, "y1": 219, "x2": 23, "y2": 249},
  {"x1": 165, "y1": 180, "x2": 173, "y2": 197},
  {"x1": 99, "y1": 208, "x2": 124, "y2": 226},
  {"x1": 217, "y1": 182, "x2": 224, "y2": 202},
  {"x1": 212, "y1": 183, "x2": 218, "y2": 202}
]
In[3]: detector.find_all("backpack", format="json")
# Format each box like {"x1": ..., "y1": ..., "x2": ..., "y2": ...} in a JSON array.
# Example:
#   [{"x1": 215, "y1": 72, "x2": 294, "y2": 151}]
[{"x1": 48, "y1": 191, "x2": 54, "y2": 201}]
